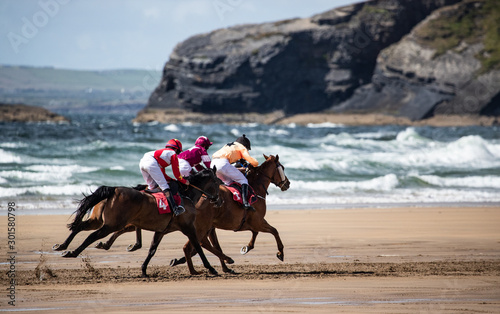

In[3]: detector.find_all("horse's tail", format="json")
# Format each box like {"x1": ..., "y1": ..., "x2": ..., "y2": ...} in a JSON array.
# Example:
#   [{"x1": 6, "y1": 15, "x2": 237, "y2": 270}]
[{"x1": 68, "y1": 186, "x2": 116, "y2": 231}]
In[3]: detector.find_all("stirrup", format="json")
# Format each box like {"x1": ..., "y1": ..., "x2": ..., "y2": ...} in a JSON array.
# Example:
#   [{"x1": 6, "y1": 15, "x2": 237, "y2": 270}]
[
  {"x1": 243, "y1": 203, "x2": 255, "y2": 211},
  {"x1": 173, "y1": 205, "x2": 185, "y2": 216}
]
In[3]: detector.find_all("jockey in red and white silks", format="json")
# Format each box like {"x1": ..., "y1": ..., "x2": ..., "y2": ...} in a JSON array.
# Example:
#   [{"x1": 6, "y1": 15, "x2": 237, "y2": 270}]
[{"x1": 139, "y1": 139, "x2": 188, "y2": 216}]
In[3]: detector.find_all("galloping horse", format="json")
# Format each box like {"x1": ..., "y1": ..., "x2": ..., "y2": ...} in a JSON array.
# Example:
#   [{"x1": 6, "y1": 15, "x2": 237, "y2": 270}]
[
  {"x1": 171, "y1": 154, "x2": 290, "y2": 273},
  {"x1": 58, "y1": 168, "x2": 220, "y2": 277},
  {"x1": 53, "y1": 185, "x2": 145, "y2": 253}
]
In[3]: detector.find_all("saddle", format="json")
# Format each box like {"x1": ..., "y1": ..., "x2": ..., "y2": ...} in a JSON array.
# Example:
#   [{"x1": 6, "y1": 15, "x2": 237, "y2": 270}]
[
  {"x1": 141, "y1": 189, "x2": 181, "y2": 215},
  {"x1": 226, "y1": 183, "x2": 257, "y2": 206}
]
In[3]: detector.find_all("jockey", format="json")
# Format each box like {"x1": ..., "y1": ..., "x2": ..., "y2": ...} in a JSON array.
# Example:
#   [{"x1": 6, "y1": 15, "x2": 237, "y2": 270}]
[
  {"x1": 178, "y1": 136, "x2": 213, "y2": 177},
  {"x1": 211, "y1": 134, "x2": 258, "y2": 210},
  {"x1": 139, "y1": 138, "x2": 190, "y2": 216}
]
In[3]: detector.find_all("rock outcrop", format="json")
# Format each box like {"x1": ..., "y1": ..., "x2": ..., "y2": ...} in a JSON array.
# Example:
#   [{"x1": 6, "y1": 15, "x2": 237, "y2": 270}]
[
  {"x1": 0, "y1": 104, "x2": 69, "y2": 122},
  {"x1": 145, "y1": 0, "x2": 460, "y2": 117},
  {"x1": 334, "y1": 0, "x2": 500, "y2": 120},
  {"x1": 141, "y1": 0, "x2": 499, "y2": 123}
]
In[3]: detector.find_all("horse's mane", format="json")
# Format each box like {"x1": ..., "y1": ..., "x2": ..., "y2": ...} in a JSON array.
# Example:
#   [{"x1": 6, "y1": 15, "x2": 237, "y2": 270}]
[{"x1": 246, "y1": 155, "x2": 275, "y2": 181}]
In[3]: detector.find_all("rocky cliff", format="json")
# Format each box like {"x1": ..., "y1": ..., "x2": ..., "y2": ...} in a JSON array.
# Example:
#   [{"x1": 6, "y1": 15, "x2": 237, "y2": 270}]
[
  {"x1": 334, "y1": 0, "x2": 500, "y2": 120},
  {"x1": 141, "y1": 0, "x2": 499, "y2": 123}
]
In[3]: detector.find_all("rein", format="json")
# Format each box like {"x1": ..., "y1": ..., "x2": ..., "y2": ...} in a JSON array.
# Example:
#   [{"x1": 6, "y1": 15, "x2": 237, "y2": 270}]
[{"x1": 189, "y1": 183, "x2": 218, "y2": 201}]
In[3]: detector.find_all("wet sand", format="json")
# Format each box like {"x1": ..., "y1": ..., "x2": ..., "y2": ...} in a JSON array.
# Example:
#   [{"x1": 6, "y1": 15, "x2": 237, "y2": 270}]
[{"x1": 2, "y1": 206, "x2": 499, "y2": 313}]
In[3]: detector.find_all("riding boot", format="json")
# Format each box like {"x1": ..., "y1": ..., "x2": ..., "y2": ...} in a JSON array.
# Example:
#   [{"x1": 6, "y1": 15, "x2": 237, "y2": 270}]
[
  {"x1": 165, "y1": 190, "x2": 185, "y2": 216},
  {"x1": 241, "y1": 184, "x2": 255, "y2": 211}
]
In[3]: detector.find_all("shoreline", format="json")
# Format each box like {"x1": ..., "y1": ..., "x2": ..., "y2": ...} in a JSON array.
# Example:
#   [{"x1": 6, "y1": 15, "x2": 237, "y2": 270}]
[
  {"x1": 3, "y1": 200, "x2": 500, "y2": 216},
  {"x1": 133, "y1": 109, "x2": 500, "y2": 127}
]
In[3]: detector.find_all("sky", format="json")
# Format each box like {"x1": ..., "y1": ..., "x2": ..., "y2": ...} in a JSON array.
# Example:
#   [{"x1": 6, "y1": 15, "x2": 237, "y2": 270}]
[{"x1": 0, "y1": 0, "x2": 358, "y2": 71}]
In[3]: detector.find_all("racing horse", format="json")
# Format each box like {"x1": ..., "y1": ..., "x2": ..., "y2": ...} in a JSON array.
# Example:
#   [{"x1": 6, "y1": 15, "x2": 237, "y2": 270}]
[
  {"x1": 59, "y1": 168, "x2": 221, "y2": 277},
  {"x1": 171, "y1": 154, "x2": 290, "y2": 273}
]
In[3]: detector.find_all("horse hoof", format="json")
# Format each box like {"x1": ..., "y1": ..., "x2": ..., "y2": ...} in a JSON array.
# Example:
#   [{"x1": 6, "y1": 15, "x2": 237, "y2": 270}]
[
  {"x1": 226, "y1": 258, "x2": 235, "y2": 264},
  {"x1": 277, "y1": 252, "x2": 284, "y2": 262},
  {"x1": 209, "y1": 267, "x2": 219, "y2": 276},
  {"x1": 141, "y1": 273, "x2": 149, "y2": 278},
  {"x1": 240, "y1": 246, "x2": 249, "y2": 255},
  {"x1": 52, "y1": 244, "x2": 64, "y2": 251},
  {"x1": 170, "y1": 258, "x2": 179, "y2": 267},
  {"x1": 224, "y1": 268, "x2": 237, "y2": 274},
  {"x1": 127, "y1": 243, "x2": 141, "y2": 252},
  {"x1": 61, "y1": 251, "x2": 75, "y2": 258},
  {"x1": 95, "y1": 242, "x2": 106, "y2": 250}
]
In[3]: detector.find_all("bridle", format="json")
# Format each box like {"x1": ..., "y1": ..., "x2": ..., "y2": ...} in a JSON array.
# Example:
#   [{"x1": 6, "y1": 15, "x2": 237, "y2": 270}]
[{"x1": 253, "y1": 160, "x2": 288, "y2": 192}]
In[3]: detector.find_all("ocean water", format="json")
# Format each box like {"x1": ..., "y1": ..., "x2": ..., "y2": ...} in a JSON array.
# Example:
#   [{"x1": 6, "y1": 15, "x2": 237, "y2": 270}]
[{"x1": 1, "y1": 113, "x2": 500, "y2": 215}]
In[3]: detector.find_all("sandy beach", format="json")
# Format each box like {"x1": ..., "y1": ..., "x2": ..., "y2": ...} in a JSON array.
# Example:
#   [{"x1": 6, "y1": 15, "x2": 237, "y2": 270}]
[{"x1": 1, "y1": 205, "x2": 499, "y2": 313}]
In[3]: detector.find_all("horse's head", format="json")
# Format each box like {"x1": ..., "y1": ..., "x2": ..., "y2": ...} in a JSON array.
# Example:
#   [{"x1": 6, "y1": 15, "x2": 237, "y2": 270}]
[
  {"x1": 187, "y1": 166, "x2": 221, "y2": 204},
  {"x1": 251, "y1": 154, "x2": 290, "y2": 191}
]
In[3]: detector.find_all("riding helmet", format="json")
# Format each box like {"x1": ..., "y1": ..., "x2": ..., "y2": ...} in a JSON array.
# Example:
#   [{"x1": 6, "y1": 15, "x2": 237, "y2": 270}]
[
  {"x1": 195, "y1": 136, "x2": 213, "y2": 149},
  {"x1": 165, "y1": 138, "x2": 183, "y2": 153},
  {"x1": 236, "y1": 134, "x2": 251, "y2": 150}
]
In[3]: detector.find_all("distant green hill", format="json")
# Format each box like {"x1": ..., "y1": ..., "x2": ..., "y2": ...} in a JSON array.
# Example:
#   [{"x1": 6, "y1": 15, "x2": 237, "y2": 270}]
[{"x1": 0, "y1": 65, "x2": 162, "y2": 113}]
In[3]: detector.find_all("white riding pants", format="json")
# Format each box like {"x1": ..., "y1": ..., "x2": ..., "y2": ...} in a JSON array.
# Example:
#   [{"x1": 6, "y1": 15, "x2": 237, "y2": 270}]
[
  {"x1": 210, "y1": 158, "x2": 248, "y2": 186},
  {"x1": 139, "y1": 154, "x2": 170, "y2": 191}
]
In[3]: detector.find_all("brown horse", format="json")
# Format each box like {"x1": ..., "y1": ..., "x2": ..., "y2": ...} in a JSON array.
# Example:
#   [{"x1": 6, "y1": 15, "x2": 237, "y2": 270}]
[
  {"x1": 58, "y1": 168, "x2": 220, "y2": 277},
  {"x1": 171, "y1": 154, "x2": 290, "y2": 273},
  {"x1": 53, "y1": 186, "x2": 144, "y2": 253}
]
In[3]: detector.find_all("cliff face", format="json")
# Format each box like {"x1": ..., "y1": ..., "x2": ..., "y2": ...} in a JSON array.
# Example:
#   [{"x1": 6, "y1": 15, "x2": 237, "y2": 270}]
[
  {"x1": 334, "y1": 0, "x2": 500, "y2": 120},
  {"x1": 146, "y1": 0, "x2": 461, "y2": 117}
]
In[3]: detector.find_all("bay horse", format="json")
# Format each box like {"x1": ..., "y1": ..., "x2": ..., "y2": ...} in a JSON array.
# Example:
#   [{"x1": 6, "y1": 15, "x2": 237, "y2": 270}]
[
  {"x1": 171, "y1": 154, "x2": 290, "y2": 273},
  {"x1": 53, "y1": 187, "x2": 143, "y2": 253},
  {"x1": 59, "y1": 168, "x2": 220, "y2": 277}
]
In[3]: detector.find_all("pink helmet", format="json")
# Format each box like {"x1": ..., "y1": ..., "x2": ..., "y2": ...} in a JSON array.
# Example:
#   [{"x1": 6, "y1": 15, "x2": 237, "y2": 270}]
[{"x1": 195, "y1": 136, "x2": 213, "y2": 149}]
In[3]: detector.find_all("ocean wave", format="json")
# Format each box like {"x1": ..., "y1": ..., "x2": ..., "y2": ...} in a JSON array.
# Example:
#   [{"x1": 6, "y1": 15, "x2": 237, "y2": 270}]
[
  {"x1": 396, "y1": 127, "x2": 431, "y2": 143},
  {"x1": 0, "y1": 184, "x2": 98, "y2": 198},
  {"x1": 266, "y1": 187, "x2": 500, "y2": 205},
  {"x1": 0, "y1": 142, "x2": 29, "y2": 148},
  {"x1": 0, "y1": 149, "x2": 21, "y2": 163},
  {"x1": 417, "y1": 175, "x2": 500, "y2": 189},
  {"x1": 397, "y1": 135, "x2": 499, "y2": 170},
  {"x1": 291, "y1": 174, "x2": 399, "y2": 192},
  {"x1": 164, "y1": 124, "x2": 180, "y2": 132},
  {"x1": 0, "y1": 164, "x2": 99, "y2": 184},
  {"x1": 306, "y1": 122, "x2": 344, "y2": 128}
]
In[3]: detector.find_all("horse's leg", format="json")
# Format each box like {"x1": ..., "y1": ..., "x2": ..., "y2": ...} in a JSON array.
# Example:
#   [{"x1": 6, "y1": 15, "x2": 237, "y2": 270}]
[
  {"x1": 206, "y1": 229, "x2": 235, "y2": 274},
  {"x1": 61, "y1": 225, "x2": 113, "y2": 258},
  {"x1": 182, "y1": 240, "x2": 200, "y2": 275},
  {"x1": 141, "y1": 231, "x2": 164, "y2": 278},
  {"x1": 53, "y1": 219, "x2": 102, "y2": 251},
  {"x1": 241, "y1": 231, "x2": 259, "y2": 255},
  {"x1": 170, "y1": 244, "x2": 188, "y2": 267},
  {"x1": 257, "y1": 219, "x2": 284, "y2": 261},
  {"x1": 171, "y1": 232, "x2": 233, "y2": 272},
  {"x1": 95, "y1": 225, "x2": 135, "y2": 250},
  {"x1": 127, "y1": 228, "x2": 142, "y2": 252},
  {"x1": 181, "y1": 226, "x2": 218, "y2": 275}
]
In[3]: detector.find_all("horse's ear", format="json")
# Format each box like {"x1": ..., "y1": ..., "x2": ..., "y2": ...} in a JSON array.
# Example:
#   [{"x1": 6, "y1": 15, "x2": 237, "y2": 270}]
[
  {"x1": 263, "y1": 154, "x2": 269, "y2": 160},
  {"x1": 276, "y1": 154, "x2": 279, "y2": 161},
  {"x1": 212, "y1": 165, "x2": 217, "y2": 172}
]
